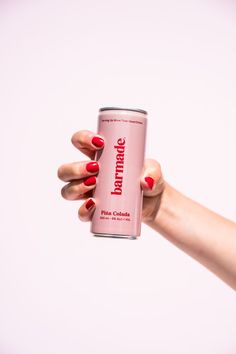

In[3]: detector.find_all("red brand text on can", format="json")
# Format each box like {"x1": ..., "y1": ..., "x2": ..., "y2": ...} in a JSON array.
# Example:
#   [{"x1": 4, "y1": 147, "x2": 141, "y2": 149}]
[{"x1": 111, "y1": 137, "x2": 126, "y2": 195}]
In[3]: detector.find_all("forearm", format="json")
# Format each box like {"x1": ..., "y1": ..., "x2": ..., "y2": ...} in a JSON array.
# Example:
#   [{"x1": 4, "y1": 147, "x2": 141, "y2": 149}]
[{"x1": 145, "y1": 183, "x2": 236, "y2": 290}]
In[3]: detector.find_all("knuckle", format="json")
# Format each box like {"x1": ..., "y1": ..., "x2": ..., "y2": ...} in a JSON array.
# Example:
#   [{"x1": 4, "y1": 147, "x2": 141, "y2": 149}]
[
  {"x1": 78, "y1": 212, "x2": 85, "y2": 221},
  {"x1": 152, "y1": 159, "x2": 161, "y2": 171},
  {"x1": 78, "y1": 209, "x2": 87, "y2": 222},
  {"x1": 61, "y1": 186, "x2": 67, "y2": 199},
  {"x1": 71, "y1": 132, "x2": 79, "y2": 145},
  {"x1": 69, "y1": 184, "x2": 80, "y2": 195},
  {"x1": 155, "y1": 169, "x2": 162, "y2": 183},
  {"x1": 71, "y1": 130, "x2": 87, "y2": 147},
  {"x1": 71, "y1": 131, "x2": 77, "y2": 141},
  {"x1": 149, "y1": 159, "x2": 162, "y2": 182},
  {"x1": 157, "y1": 177, "x2": 165, "y2": 191},
  {"x1": 156, "y1": 161, "x2": 161, "y2": 171},
  {"x1": 61, "y1": 184, "x2": 80, "y2": 200},
  {"x1": 57, "y1": 165, "x2": 64, "y2": 179},
  {"x1": 145, "y1": 158, "x2": 162, "y2": 175}
]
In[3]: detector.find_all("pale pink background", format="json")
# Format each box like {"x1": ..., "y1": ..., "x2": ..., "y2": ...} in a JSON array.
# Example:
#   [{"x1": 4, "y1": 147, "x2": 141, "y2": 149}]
[{"x1": 0, "y1": 1, "x2": 236, "y2": 353}]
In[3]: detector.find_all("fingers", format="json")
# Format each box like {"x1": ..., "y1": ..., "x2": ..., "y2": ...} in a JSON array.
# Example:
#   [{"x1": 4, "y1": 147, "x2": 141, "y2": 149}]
[
  {"x1": 71, "y1": 130, "x2": 104, "y2": 159},
  {"x1": 77, "y1": 158, "x2": 164, "y2": 223},
  {"x1": 58, "y1": 159, "x2": 99, "y2": 201},
  {"x1": 140, "y1": 158, "x2": 165, "y2": 197},
  {"x1": 57, "y1": 160, "x2": 99, "y2": 182},
  {"x1": 61, "y1": 176, "x2": 97, "y2": 200},
  {"x1": 78, "y1": 198, "x2": 96, "y2": 222}
]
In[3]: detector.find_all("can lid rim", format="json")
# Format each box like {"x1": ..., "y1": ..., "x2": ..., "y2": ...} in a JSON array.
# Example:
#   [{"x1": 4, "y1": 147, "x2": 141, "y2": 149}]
[{"x1": 99, "y1": 107, "x2": 147, "y2": 115}]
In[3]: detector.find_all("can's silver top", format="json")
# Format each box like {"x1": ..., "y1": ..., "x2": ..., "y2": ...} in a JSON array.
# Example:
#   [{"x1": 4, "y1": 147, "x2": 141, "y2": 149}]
[{"x1": 99, "y1": 107, "x2": 147, "y2": 115}]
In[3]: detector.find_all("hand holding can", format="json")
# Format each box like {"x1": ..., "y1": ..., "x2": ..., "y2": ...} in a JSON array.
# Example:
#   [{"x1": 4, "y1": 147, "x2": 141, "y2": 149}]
[{"x1": 57, "y1": 108, "x2": 165, "y2": 239}]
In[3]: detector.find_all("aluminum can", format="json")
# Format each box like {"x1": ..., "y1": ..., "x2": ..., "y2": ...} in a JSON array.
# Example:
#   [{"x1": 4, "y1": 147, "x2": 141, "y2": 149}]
[{"x1": 91, "y1": 107, "x2": 147, "y2": 239}]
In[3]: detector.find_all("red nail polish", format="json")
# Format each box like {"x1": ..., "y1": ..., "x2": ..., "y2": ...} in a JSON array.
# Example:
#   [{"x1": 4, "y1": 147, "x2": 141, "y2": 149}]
[
  {"x1": 145, "y1": 176, "x2": 154, "y2": 190},
  {"x1": 84, "y1": 176, "x2": 96, "y2": 186},
  {"x1": 92, "y1": 136, "x2": 104, "y2": 148},
  {"x1": 86, "y1": 161, "x2": 99, "y2": 173},
  {"x1": 85, "y1": 198, "x2": 95, "y2": 210}
]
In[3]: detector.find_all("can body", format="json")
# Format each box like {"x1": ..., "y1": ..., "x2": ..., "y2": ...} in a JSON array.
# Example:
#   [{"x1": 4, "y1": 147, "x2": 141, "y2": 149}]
[{"x1": 91, "y1": 107, "x2": 147, "y2": 239}]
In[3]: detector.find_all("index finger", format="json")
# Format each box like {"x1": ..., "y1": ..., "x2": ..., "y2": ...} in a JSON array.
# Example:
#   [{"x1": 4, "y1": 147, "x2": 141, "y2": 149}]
[{"x1": 71, "y1": 130, "x2": 104, "y2": 159}]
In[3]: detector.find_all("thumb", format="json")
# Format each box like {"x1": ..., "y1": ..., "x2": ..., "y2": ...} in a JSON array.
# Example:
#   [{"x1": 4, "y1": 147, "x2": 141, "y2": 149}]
[{"x1": 140, "y1": 159, "x2": 165, "y2": 197}]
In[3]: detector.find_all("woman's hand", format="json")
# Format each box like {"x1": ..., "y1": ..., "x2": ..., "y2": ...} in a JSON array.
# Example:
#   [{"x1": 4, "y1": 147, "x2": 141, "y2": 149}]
[
  {"x1": 57, "y1": 129, "x2": 236, "y2": 290},
  {"x1": 57, "y1": 130, "x2": 165, "y2": 222}
]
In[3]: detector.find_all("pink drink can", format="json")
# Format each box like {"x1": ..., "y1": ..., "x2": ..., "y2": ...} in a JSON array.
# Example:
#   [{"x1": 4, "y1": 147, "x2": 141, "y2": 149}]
[{"x1": 91, "y1": 107, "x2": 147, "y2": 239}]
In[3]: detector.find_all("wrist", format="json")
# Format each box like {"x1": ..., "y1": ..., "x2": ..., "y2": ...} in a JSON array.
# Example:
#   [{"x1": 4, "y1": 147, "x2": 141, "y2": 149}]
[{"x1": 144, "y1": 182, "x2": 181, "y2": 235}]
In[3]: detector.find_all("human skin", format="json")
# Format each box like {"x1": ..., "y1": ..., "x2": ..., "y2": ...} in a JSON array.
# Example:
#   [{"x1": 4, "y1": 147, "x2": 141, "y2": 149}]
[{"x1": 57, "y1": 130, "x2": 236, "y2": 291}]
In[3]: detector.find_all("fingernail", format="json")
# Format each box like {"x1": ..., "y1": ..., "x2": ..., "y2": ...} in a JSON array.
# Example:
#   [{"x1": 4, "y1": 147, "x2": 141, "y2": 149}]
[
  {"x1": 86, "y1": 161, "x2": 99, "y2": 173},
  {"x1": 145, "y1": 176, "x2": 154, "y2": 190},
  {"x1": 92, "y1": 136, "x2": 104, "y2": 148},
  {"x1": 85, "y1": 198, "x2": 95, "y2": 210},
  {"x1": 84, "y1": 176, "x2": 96, "y2": 186}
]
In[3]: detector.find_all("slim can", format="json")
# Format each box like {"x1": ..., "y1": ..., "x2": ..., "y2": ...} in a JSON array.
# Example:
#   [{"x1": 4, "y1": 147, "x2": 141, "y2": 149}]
[{"x1": 91, "y1": 107, "x2": 147, "y2": 239}]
